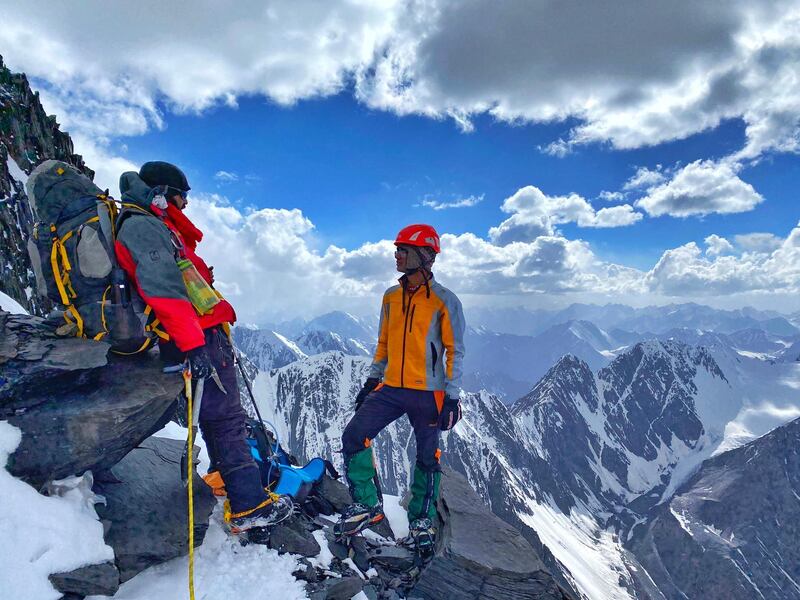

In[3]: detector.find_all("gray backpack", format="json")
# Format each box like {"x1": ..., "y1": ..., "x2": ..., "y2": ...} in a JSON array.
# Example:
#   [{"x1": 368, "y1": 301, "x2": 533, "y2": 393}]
[{"x1": 26, "y1": 160, "x2": 166, "y2": 353}]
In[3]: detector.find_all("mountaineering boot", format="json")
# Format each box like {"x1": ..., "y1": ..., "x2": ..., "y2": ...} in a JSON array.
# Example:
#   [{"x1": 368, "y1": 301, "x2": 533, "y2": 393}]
[
  {"x1": 409, "y1": 517, "x2": 436, "y2": 562},
  {"x1": 227, "y1": 494, "x2": 293, "y2": 535},
  {"x1": 333, "y1": 502, "x2": 385, "y2": 538}
]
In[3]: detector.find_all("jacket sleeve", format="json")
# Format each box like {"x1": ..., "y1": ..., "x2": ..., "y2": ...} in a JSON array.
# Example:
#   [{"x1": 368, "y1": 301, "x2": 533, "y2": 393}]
[
  {"x1": 440, "y1": 289, "x2": 465, "y2": 398},
  {"x1": 115, "y1": 216, "x2": 205, "y2": 352},
  {"x1": 368, "y1": 294, "x2": 390, "y2": 380}
]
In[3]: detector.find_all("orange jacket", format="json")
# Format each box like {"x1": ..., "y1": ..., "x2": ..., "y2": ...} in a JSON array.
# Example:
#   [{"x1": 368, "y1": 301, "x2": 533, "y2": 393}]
[{"x1": 368, "y1": 276, "x2": 465, "y2": 397}]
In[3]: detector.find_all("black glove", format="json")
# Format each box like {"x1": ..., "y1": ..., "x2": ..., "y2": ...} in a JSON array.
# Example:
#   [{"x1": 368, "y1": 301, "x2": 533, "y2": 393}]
[
  {"x1": 438, "y1": 395, "x2": 462, "y2": 431},
  {"x1": 355, "y1": 378, "x2": 380, "y2": 411},
  {"x1": 187, "y1": 346, "x2": 213, "y2": 379}
]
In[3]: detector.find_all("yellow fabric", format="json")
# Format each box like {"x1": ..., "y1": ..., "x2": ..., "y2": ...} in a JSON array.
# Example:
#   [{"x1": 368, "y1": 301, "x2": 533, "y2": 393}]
[{"x1": 374, "y1": 284, "x2": 457, "y2": 391}]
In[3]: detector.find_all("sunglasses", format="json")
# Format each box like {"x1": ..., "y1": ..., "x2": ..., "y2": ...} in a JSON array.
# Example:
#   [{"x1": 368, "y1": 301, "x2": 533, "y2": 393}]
[
  {"x1": 167, "y1": 186, "x2": 188, "y2": 199},
  {"x1": 394, "y1": 247, "x2": 409, "y2": 257}
]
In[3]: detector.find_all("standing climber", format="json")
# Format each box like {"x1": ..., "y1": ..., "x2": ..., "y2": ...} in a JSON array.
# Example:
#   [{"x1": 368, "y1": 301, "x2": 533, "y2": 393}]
[
  {"x1": 337, "y1": 224, "x2": 465, "y2": 558},
  {"x1": 114, "y1": 161, "x2": 292, "y2": 533}
]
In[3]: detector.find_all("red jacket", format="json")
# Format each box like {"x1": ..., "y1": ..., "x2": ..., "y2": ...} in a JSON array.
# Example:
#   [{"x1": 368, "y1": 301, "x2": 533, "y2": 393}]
[{"x1": 115, "y1": 202, "x2": 236, "y2": 351}]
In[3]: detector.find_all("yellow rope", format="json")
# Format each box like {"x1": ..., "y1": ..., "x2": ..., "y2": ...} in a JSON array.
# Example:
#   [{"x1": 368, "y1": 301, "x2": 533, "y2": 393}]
[{"x1": 184, "y1": 367, "x2": 196, "y2": 600}]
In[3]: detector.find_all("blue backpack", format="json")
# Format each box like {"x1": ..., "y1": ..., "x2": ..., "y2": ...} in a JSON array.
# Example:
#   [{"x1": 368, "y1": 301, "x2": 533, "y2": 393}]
[{"x1": 245, "y1": 419, "x2": 340, "y2": 508}]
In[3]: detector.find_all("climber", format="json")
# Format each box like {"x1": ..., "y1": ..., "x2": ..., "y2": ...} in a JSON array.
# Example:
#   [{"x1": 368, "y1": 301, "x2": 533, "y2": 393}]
[
  {"x1": 114, "y1": 161, "x2": 292, "y2": 533},
  {"x1": 337, "y1": 224, "x2": 465, "y2": 559}
]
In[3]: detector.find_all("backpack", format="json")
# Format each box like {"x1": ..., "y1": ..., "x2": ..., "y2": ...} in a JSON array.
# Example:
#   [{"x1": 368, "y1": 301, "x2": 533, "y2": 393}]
[
  {"x1": 245, "y1": 419, "x2": 340, "y2": 515},
  {"x1": 25, "y1": 160, "x2": 167, "y2": 354}
]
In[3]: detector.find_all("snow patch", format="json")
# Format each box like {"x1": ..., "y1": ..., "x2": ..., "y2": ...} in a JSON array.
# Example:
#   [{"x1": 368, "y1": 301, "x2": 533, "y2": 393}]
[
  {"x1": 0, "y1": 290, "x2": 28, "y2": 314},
  {"x1": 87, "y1": 504, "x2": 306, "y2": 600},
  {"x1": 0, "y1": 421, "x2": 113, "y2": 600},
  {"x1": 6, "y1": 153, "x2": 28, "y2": 185}
]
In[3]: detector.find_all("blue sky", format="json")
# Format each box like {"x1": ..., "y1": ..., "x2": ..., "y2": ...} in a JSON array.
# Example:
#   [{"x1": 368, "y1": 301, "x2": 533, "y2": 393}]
[
  {"x1": 118, "y1": 95, "x2": 797, "y2": 271},
  {"x1": 3, "y1": 1, "x2": 800, "y2": 321}
]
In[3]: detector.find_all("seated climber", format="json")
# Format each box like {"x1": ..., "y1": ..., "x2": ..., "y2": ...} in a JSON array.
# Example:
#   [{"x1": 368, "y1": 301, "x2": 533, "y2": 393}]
[
  {"x1": 337, "y1": 224, "x2": 465, "y2": 559},
  {"x1": 114, "y1": 161, "x2": 292, "y2": 533}
]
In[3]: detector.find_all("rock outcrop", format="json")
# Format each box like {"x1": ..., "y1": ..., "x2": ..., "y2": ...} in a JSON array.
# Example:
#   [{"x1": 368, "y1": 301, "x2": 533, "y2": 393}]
[
  {"x1": 1, "y1": 54, "x2": 93, "y2": 316},
  {"x1": 628, "y1": 416, "x2": 800, "y2": 600},
  {"x1": 1, "y1": 311, "x2": 181, "y2": 488},
  {"x1": 95, "y1": 436, "x2": 216, "y2": 583},
  {"x1": 412, "y1": 467, "x2": 571, "y2": 600}
]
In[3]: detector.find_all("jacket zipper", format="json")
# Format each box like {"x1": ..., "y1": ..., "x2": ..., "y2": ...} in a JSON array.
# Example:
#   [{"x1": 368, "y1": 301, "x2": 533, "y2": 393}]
[
  {"x1": 400, "y1": 289, "x2": 418, "y2": 387},
  {"x1": 430, "y1": 343, "x2": 437, "y2": 375}
]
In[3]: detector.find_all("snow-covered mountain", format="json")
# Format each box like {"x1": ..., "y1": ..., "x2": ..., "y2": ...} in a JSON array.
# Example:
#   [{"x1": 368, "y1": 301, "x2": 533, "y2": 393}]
[
  {"x1": 469, "y1": 303, "x2": 798, "y2": 339},
  {"x1": 300, "y1": 310, "x2": 376, "y2": 344},
  {"x1": 462, "y1": 320, "x2": 619, "y2": 403},
  {"x1": 247, "y1": 336, "x2": 800, "y2": 599},
  {"x1": 629, "y1": 416, "x2": 800, "y2": 599},
  {"x1": 294, "y1": 329, "x2": 371, "y2": 357},
  {"x1": 232, "y1": 326, "x2": 307, "y2": 371}
]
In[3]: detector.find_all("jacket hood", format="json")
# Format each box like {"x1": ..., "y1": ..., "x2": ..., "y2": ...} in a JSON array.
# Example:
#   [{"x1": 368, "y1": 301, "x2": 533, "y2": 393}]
[{"x1": 119, "y1": 171, "x2": 154, "y2": 210}]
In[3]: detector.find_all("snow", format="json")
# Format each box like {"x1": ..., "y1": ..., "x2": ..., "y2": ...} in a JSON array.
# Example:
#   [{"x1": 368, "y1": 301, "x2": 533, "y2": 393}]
[
  {"x1": 0, "y1": 290, "x2": 28, "y2": 314},
  {"x1": 87, "y1": 505, "x2": 307, "y2": 600},
  {"x1": 0, "y1": 421, "x2": 113, "y2": 600},
  {"x1": 518, "y1": 494, "x2": 635, "y2": 600},
  {"x1": 381, "y1": 494, "x2": 409, "y2": 538},
  {"x1": 6, "y1": 153, "x2": 28, "y2": 184}
]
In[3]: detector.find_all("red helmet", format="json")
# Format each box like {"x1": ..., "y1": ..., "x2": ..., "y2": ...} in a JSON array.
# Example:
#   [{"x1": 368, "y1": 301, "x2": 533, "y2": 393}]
[{"x1": 394, "y1": 224, "x2": 440, "y2": 253}]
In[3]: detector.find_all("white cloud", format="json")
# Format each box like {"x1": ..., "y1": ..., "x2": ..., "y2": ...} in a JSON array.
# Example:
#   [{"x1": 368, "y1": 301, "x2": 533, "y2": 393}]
[
  {"x1": 539, "y1": 139, "x2": 573, "y2": 157},
  {"x1": 179, "y1": 193, "x2": 799, "y2": 320},
  {"x1": 646, "y1": 223, "x2": 800, "y2": 296},
  {"x1": 704, "y1": 234, "x2": 735, "y2": 257},
  {"x1": 489, "y1": 185, "x2": 642, "y2": 245},
  {"x1": 635, "y1": 159, "x2": 763, "y2": 217},
  {"x1": 214, "y1": 171, "x2": 239, "y2": 183},
  {"x1": 598, "y1": 191, "x2": 625, "y2": 202},
  {"x1": 734, "y1": 232, "x2": 783, "y2": 253},
  {"x1": 422, "y1": 194, "x2": 483, "y2": 210},
  {"x1": 622, "y1": 166, "x2": 666, "y2": 191},
  {"x1": 2, "y1": 1, "x2": 797, "y2": 164}
]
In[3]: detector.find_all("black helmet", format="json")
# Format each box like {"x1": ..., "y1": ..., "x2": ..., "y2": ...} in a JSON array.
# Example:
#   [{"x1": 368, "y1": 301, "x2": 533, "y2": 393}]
[{"x1": 139, "y1": 161, "x2": 191, "y2": 192}]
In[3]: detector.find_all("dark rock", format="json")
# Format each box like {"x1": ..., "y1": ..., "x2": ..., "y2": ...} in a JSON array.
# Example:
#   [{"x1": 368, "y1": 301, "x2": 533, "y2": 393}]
[
  {"x1": 324, "y1": 576, "x2": 363, "y2": 600},
  {"x1": 1, "y1": 314, "x2": 181, "y2": 487},
  {"x1": 49, "y1": 562, "x2": 119, "y2": 597},
  {"x1": 369, "y1": 545, "x2": 415, "y2": 571},
  {"x1": 94, "y1": 436, "x2": 215, "y2": 582},
  {"x1": 628, "y1": 417, "x2": 800, "y2": 600},
  {"x1": 371, "y1": 517, "x2": 395, "y2": 540},
  {"x1": 412, "y1": 468, "x2": 569, "y2": 600},
  {"x1": 348, "y1": 535, "x2": 371, "y2": 573},
  {"x1": 327, "y1": 530, "x2": 350, "y2": 561},
  {"x1": 317, "y1": 475, "x2": 352, "y2": 511},
  {"x1": 292, "y1": 559, "x2": 319, "y2": 583},
  {"x1": 362, "y1": 583, "x2": 379, "y2": 599},
  {"x1": 270, "y1": 518, "x2": 322, "y2": 557}
]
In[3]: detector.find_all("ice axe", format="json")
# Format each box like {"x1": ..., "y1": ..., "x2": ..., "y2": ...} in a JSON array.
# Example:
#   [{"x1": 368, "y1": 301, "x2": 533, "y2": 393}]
[{"x1": 181, "y1": 369, "x2": 205, "y2": 486}]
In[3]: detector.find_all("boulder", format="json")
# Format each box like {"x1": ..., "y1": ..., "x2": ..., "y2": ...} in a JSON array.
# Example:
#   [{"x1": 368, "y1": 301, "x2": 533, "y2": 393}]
[
  {"x1": 316, "y1": 475, "x2": 352, "y2": 511},
  {"x1": 269, "y1": 518, "x2": 322, "y2": 557},
  {"x1": 412, "y1": 467, "x2": 570, "y2": 600},
  {"x1": 94, "y1": 436, "x2": 216, "y2": 582},
  {"x1": 1, "y1": 312, "x2": 182, "y2": 487},
  {"x1": 48, "y1": 561, "x2": 119, "y2": 597}
]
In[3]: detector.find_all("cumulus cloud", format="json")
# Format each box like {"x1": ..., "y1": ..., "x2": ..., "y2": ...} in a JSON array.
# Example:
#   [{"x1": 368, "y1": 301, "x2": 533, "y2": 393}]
[
  {"x1": 2, "y1": 1, "x2": 798, "y2": 165},
  {"x1": 598, "y1": 190, "x2": 625, "y2": 202},
  {"x1": 623, "y1": 166, "x2": 666, "y2": 191},
  {"x1": 704, "y1": 234, "x2": 735, "y2": 257},
  {"x1": 635, "y1": 159, "x2": 763, "y2": 217},
  {"x1": 178, "y1": 193, "x2": 799, "y2": 320},
  {"x1": 489, "y1": 185, "x2": 642, "y2": 245},
  {"x1": 645, "y1": 223, "x2": 800, "y2": 296},
  {"x1": 422, "y1": 194, "x2": 484, "y2": 210},
  {"x1": 735, "y1": 232, "x2": 783, "y2": 253}
]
